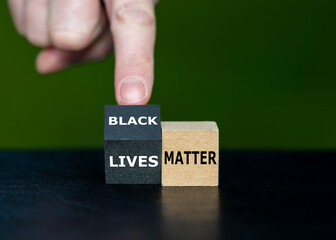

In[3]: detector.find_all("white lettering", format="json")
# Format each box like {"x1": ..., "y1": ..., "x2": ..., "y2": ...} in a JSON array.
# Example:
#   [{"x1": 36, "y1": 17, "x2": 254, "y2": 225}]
[
  {"x1": 148, "y1": 116, "x2": 158, "y2": 125},
  {"x1": 138, "y1": 116, "x2": 147, "y2": 125},
  {"x1": 139, "y1": 156, "x2": 147, "y2": 167},
  {"x1": 108, "y1": 116, "x2": 158, "y2": 125},
  {"x1": 109, "y1": 155, "x2": 159, "y2": 168},
  {"x1": 148, "y1": 156, "x2": 159, "y2": 167},
  {"x1": 128, "y1": 116, "x2": 138, "y2": 125},
  {"x1": 109, "y1": 156, "x2": 118, "y2": 167},
  {"x1": 119, "y1": 116, "x2": 126, "y2": 125},
  {"x1": 109, "y1": 117, "x2": 118, "y2": 125},
  {"x1": 119, "y1": 156, "x2": 126, "y2": 167},
  {"x1": 126, "y1": 156, "x2": 137, "y2": 167}
]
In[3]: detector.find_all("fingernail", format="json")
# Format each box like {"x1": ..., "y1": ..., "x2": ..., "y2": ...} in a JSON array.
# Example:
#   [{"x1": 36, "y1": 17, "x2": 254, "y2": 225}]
[{"x1": 119, "y1": 77, "x2": 147, "y2": 104}]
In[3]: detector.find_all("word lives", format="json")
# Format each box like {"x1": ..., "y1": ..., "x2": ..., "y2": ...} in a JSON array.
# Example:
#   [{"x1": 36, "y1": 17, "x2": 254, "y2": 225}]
[{"x1": 109, "y1": 155, "x2": 159, "y2": 168}]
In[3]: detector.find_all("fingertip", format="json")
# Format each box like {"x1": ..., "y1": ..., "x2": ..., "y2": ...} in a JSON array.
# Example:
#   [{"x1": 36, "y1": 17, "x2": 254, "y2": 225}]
[
  {"x1": 36, "y1": 49, "x2": 53, "y2": 74},
  {"x1": 116, "y1": 76, "x2": 151, "y2": 105},
  {"x1": 35, "y1": 48, "x2": 69, "y2": 74}
]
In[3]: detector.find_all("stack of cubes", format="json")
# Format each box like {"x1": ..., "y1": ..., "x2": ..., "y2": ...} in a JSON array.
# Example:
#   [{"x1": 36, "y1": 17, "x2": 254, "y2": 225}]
[{"x1": 105, "y1": 105, "x2": 218, "y2": 186}]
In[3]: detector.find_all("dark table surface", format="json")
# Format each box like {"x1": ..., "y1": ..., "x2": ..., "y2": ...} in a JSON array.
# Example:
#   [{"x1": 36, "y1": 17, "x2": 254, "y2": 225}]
[{"x1": 0, "y1": 150, "x2": 336, "y2": 240}]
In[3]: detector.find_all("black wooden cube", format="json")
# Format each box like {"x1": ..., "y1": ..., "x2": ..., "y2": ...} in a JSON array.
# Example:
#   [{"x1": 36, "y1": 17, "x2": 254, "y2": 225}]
[{"x1": 104, "y1": 105, "x2": 162, "y2": 184}]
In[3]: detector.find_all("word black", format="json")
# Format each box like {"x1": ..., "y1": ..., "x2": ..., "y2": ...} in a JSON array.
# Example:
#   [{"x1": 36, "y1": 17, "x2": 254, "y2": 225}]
[{"x1": 109, "y1": 116, "x2": 158, "y2": 126}]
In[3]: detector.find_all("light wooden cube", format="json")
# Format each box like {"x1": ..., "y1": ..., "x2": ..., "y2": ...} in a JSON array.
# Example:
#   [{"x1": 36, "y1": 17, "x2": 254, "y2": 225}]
[{"x1": 161, "y1": 121, "x2": 219, "y2": 186}]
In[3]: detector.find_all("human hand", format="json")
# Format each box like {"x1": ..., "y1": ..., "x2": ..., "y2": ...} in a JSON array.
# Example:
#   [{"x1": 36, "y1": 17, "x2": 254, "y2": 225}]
[{"x1": 8, "y1": 0, "x2": 157, "y2": 105}]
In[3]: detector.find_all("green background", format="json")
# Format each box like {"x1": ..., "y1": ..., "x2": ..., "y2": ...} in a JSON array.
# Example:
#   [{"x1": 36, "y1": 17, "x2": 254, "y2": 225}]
[{"x1": 0, "y1": 0, "x2": 335, "y2": 149}]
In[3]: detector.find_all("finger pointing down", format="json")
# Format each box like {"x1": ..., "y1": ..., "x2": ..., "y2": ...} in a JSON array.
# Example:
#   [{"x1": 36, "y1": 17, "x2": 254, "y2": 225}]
[{"x1": 108, "y1": 0, "x2": 156, "y2": 105}]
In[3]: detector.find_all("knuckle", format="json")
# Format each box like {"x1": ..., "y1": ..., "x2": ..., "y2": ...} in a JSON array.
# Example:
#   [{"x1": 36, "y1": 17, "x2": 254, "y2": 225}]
[
  {"x1": 137, "y1": 52, "x2": 153, "y2": 64},
  {"x1": 51, "y1": 31, "x2": 90, "y2": 51},
  {"x1": 26, "y1": 33, "x2": 49, "y2": 47},
  {"x1": 124, "y1": 52, "x2": 153, "y2": 66},
  {"x1": 115, "y1": 2, "x2": 155, "y2": 26}
]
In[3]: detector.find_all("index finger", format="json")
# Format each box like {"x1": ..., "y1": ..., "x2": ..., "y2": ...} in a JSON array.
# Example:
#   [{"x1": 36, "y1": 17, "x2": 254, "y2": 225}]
[{"x1": 107, "y1": 0, "x2": 156, "y2": 105}]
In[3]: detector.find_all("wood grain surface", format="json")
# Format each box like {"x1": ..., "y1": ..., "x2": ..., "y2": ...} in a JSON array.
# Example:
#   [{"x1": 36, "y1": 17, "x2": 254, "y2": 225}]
[{"x1": 162, "y1": 121, "x2": 219, "y2": 186}]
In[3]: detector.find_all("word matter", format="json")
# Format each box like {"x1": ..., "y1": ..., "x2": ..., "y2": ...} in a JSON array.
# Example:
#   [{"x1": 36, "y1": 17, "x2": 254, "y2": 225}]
[
  {"x1": 162, "y1": 121, "x2": 219, "y2": 186},
  {"x1": 164, "y1": 151, "x2": 217, "y2": 165}
]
